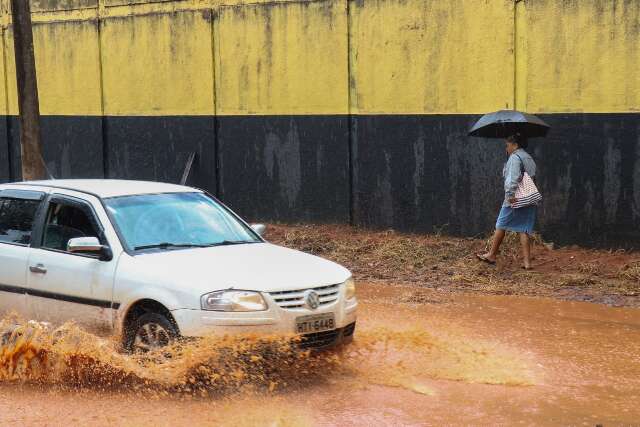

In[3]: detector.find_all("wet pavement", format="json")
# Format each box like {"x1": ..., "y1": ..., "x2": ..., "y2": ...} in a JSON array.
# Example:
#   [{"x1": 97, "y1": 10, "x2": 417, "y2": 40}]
[{"x1": 1, "y1": 282, "x2": 639, "y2": 426}]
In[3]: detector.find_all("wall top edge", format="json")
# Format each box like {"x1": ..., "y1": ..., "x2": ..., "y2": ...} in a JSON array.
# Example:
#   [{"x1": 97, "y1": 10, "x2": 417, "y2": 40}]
[
  {"x1": 0, "y1": 0, "x2": 333, "y2": 25},
  {"x1": 1, "y1": 112, "x2": 639, "y2": 118}
]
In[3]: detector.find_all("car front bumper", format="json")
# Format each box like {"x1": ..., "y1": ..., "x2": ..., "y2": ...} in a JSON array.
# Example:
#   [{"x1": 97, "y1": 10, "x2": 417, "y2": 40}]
[
  {"x1": 171, "y1": 297, "x2": 358, "y2": 346},
  {"x1": 297, "y1": 321, "x2": 356, "y2": 349}
]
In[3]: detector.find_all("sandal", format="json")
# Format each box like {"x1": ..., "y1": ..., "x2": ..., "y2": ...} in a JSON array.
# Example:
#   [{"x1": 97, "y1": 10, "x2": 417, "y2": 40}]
[{"x1": 476, "y1": 254, "x2": 496, "y2": 265}]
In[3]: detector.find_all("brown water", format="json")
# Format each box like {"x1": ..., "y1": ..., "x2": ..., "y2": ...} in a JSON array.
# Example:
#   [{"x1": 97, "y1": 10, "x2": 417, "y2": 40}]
[{"x1": 1, "y1": 282, "x2": 639, "y2": 426}]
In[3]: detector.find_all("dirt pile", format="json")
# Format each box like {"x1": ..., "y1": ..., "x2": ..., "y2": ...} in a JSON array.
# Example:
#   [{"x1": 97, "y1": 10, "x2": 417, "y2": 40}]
[{"x1": 266, "y1": 224, "x2": 640, "y2": 307}]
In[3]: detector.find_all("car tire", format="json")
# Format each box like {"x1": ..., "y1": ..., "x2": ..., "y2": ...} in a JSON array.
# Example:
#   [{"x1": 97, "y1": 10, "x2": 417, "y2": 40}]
[{"x1": 124, "y1": 312, "x2": 178, "y2": 353}]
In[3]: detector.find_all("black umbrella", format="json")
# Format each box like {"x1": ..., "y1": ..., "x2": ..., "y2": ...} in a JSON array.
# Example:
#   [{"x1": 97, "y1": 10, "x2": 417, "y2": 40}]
[{"x1": 468, "y1": 110, "x2": 550, "y2": 138}]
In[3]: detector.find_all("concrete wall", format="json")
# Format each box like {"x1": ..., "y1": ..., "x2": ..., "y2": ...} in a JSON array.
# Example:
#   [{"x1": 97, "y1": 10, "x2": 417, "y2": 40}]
[{"x1": 0, "y1": 0, "x2": 638, "y2": 247}]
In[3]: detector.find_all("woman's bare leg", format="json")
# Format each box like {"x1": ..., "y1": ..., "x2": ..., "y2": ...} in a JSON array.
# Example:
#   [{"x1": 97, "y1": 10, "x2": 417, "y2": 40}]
[
  {"x1": 519, "y1": 232, "x2": 531, "y2": 268},
  {"x1": 480, "y1": 229, "x2": 506, "y2": 262}
]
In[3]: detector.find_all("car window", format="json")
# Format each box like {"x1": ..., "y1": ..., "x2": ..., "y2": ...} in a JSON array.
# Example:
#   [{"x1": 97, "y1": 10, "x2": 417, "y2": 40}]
[
  {"x1": 42, "y1": 201, "x2": 102, "y2": 253},
  {"x1": 0, "y1": 197, "x2": 41, "y2": 245}
]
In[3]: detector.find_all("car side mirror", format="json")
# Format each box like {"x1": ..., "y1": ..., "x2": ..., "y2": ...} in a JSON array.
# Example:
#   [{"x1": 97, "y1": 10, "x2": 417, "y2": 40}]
[
  {"x1": 67, "y1": 237, "x2": 112, "y2": 261},
  {"x1": 251, "y1": 223, "x2": 266, "y2": 237}
]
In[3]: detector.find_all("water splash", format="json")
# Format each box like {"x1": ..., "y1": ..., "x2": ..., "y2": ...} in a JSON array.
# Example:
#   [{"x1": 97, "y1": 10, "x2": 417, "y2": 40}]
[{"x1": 0, "y1": 318, "x2": 534, "y2": 396}]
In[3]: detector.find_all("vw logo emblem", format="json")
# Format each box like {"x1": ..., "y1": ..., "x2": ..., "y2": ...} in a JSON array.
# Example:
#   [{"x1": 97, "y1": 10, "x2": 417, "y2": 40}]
[{"x1": 304, "y1": 290, "x2": 320, "y2": 310}]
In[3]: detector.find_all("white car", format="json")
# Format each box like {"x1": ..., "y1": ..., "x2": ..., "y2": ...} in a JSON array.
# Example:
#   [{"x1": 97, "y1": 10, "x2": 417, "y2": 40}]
[{"x1": 0, "y1": 180, "x2": 357, "y2": 352}]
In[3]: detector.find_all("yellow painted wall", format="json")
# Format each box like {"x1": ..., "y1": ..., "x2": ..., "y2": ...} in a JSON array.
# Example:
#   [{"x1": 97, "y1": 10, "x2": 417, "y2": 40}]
[
  {"x1": 522, "y1": 0, "x2": 640, "y2": 113},
  {"x1": 32, "y1": 21, "x2": 103, "y2": 115},
  {"x1": 0, "y1": 0, "x2": 637, "y2": 116},
  {"x1": 3, "y1": 28, "x2": 17, "y2": 116},
  {"x1": 3, "y1": 4, "x2": 103, "y2": 116},
  {"x1": 0, "y1": 28, "x2": 7, "y2": 116},
  {"x1": 100, "y1": 10, "x2": 215, "y2": 116},
  {"x1": 30, "y1": 0, "x2": 97, "y2": 12},
  {"x1": 215, "y1": 0, "x2": 348, "y2": 115},
  {"x1": 349, "y1": 0, "x2": 515, "y2": 114}
]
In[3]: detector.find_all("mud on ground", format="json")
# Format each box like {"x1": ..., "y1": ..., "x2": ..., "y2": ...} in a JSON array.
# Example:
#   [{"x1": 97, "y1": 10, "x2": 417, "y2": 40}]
[
  {"x1": 266, "y1": 224, "x2": 640, "y2": 308},
  {"x1": 2, "y1": 226, "x2": 639, "y2": 425}
]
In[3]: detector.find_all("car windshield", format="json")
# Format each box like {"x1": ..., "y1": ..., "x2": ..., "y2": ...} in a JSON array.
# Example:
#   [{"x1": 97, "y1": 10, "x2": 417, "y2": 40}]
[{"x1": 104, "y1": 192, "x2": 261, "y2": 252}]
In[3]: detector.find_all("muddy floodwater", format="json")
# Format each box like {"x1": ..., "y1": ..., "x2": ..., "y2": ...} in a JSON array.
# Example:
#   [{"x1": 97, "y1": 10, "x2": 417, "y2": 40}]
[{"x1": 1, "y1": 282, "x2": 639, "y2": 426}]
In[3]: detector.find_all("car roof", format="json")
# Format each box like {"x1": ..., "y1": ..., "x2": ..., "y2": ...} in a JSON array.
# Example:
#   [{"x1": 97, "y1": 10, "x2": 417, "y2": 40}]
[{"x1": 3, "y1": 179, "x2": 199, "y2": 199}]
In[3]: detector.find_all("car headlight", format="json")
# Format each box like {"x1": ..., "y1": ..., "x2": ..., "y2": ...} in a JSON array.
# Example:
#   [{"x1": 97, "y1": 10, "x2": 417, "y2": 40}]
[
  {"x1": 344, "y1": 277, "x2": 356, "y2": 300},
  {"x1": 201, "y1": 290, "x2": 267, "y2": 312}
]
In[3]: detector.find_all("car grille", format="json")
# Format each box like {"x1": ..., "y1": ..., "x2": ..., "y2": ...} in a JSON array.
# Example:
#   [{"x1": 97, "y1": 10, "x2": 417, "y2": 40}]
[{"x1": 269, "y1": 283, "x2": 340, "y2": 309}]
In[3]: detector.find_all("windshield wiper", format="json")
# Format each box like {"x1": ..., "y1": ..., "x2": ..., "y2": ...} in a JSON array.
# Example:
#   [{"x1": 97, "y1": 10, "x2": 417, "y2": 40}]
[
  {"x1": 134, "y1": 241, "x2": 259, "y2": 251},
  {"x1": 202, "y1": 240, "x2": 259, "y2": 247},
  {"x1": 134, "y1": 242, "x2": 208, "y2": 251}
]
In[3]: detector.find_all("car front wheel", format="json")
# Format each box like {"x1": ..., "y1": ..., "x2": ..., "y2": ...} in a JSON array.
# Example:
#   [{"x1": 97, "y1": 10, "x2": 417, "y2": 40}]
[{"x1": 125, "y1": 312, "x2": 178, "y2": 353}]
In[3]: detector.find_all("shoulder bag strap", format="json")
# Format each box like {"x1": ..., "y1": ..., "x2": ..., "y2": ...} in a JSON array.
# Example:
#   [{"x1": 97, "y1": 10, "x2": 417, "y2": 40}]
[{"x1": 513, "y1": 153, "x2": 525, "y2": 180}]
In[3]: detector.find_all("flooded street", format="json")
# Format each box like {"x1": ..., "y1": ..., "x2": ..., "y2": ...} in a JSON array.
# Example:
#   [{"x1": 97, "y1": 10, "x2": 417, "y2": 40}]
[{"x1": 2, "y1": 281, "x2": 639, "y2": 426}]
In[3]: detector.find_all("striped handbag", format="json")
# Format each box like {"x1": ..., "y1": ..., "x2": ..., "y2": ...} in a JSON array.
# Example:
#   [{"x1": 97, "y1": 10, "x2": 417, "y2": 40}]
[{"x1": 511, "y1": 154, "x2": 542, "y2": 209}]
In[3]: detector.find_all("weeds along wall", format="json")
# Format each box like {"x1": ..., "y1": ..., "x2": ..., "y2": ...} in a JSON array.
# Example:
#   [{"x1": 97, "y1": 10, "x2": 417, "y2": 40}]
[{"x1": 0, "y1": 0, "x2": 638, "y2": 246}]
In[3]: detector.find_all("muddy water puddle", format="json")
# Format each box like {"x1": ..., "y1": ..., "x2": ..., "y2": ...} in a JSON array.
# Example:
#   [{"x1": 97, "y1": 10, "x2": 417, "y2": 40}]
[{"x1": 1, "y1": 282, "x2": 639, "y2": 426}]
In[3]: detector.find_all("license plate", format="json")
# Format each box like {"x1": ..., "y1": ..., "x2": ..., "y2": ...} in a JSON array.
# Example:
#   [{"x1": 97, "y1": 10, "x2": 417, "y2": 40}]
[{"x1": 296, "y1": 313, "x2": 335, "y2": 334}]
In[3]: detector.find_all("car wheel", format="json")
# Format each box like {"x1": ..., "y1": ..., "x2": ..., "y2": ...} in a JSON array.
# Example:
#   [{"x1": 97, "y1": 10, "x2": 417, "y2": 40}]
[{"x1": 125, "y1": 312, "x2": 178, "y2": 353}]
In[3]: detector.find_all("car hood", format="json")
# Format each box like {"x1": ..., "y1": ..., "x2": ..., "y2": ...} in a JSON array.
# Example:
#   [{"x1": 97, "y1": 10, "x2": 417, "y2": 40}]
[{"x1": 122, "y1": 243, "x2": 351, "y2": 294}]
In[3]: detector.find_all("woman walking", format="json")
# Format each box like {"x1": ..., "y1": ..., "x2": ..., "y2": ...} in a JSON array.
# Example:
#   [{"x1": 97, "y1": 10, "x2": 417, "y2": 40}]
[{"x1": 477, "y1": 133, "x2": 538, "y2": 269}]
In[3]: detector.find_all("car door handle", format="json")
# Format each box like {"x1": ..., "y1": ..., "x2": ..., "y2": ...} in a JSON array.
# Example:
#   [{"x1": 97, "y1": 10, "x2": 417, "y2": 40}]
[{"x1": 29, "y1": 264, "x2": 47, "y2": 274}]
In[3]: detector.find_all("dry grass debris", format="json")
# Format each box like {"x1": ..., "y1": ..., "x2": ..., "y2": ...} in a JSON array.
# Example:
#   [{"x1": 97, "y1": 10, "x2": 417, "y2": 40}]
[
  {"x1": 619, "y1": 262, "x2": 640, "y2": 282},
  {"x1": 266, "y1": 224, "x2": 640, "y2": 307}
]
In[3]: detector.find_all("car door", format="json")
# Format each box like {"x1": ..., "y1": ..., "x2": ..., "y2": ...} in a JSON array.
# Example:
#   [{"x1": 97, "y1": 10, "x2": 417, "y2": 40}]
[
  {"x1": 26, "y1": 194, "x2": 118, "y2": 334},
  {"x1": 0, "y1": 189, "x2": 46, "y2": 319}
]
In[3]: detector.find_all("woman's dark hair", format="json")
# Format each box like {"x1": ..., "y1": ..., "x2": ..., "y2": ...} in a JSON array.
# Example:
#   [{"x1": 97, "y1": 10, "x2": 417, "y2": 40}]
[{"x1": 507, "y1": 132, "x2": 528, "y2": 149}]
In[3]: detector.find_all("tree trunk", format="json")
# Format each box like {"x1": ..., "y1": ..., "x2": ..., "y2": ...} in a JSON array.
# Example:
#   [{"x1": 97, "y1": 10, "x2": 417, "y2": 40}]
[{"x1": 11, "y1": 0, "x2": 46, "y2": 181}]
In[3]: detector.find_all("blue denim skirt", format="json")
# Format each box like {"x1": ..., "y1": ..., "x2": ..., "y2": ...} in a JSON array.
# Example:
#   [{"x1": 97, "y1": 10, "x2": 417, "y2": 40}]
[{"x1": 496, "y1": 205, "x2": 537, "y2": 234}]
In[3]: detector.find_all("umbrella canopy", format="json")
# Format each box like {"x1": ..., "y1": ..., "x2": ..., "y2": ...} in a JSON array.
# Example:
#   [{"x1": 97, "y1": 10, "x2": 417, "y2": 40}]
[{"x1": 468, "y1": 110, "x2": 550, "y2": 138}]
